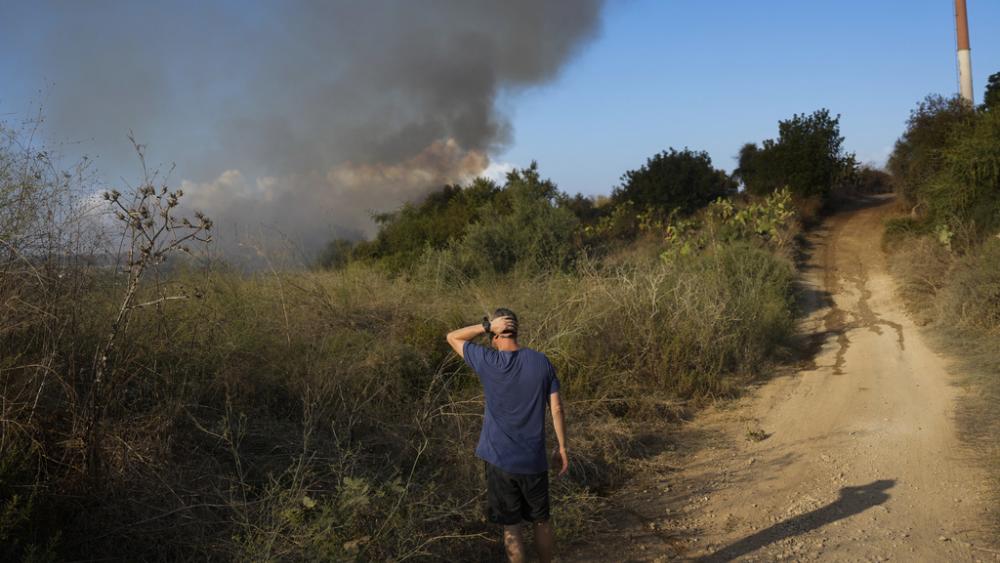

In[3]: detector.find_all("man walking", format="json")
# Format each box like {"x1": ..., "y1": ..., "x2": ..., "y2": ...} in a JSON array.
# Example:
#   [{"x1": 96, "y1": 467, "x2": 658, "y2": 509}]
[{"x1": 446, "y1": 308, "x2": 568, "y2": 563}]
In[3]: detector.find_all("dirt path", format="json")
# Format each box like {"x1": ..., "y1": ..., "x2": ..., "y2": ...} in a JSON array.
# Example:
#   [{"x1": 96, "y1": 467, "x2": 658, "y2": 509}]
[{"x1": 568, "y1": 196, "x2": 997, "y2": 562}]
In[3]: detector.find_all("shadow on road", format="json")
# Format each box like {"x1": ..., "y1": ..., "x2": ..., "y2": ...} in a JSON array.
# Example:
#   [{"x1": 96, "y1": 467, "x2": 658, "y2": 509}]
[{"x1": 696, "y1": 479, "x2": 895, "y2": 562}]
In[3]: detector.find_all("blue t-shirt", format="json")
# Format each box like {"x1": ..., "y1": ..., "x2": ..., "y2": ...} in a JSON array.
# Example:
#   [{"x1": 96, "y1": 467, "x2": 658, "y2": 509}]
[{"x1": 463, "y1": 341, "x2": 560, "y2": 474}]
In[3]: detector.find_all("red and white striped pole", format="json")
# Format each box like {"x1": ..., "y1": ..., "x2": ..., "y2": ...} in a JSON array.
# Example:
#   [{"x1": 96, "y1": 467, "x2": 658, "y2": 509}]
[{"x1": 955, "y1": 0, "x2": 974, "y2": 105}]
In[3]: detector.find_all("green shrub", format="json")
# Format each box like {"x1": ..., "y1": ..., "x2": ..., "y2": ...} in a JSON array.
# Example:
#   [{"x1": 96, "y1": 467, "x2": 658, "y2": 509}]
[
  {"x1": 352, "y1": 179, "x2": 500, "y2": 272},
  {"x1": 984, "y1": 72, "x2": 1000, "y2": 111},
  {"x1": 612, "y1": 148, "x2": 736, "y2": 216},
  {"x1": 658, "y1": 189, "x2": 800, "y2": 262},
  {"x1": 349, "y1": 164, "x2": 582, "y2": 276},
  {"x1": 922, "y1": 108, "x2": 1000, "y2": 245},
  {"x1": 449, "y1": 165, "x2": 580, "y2": 276}
]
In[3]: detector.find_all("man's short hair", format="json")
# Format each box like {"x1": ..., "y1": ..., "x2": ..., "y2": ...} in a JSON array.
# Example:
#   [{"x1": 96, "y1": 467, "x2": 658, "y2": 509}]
[{"x1": 493, "y1": 307, "x2": 518, "y2": 338}]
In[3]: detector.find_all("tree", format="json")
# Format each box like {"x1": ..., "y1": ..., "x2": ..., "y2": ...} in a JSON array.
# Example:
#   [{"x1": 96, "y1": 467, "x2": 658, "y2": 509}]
[
  {"x1": 736, "y1": 109, "x2": 855, "y2": 199},
  {"x1": 982, "y1": 71, "x2": 1000, "y2": 111},
  {"x1": 350, "y1": 177, "x2": 501, "y2": 271},
  {"x1": 612, "y1": 148, "x2": 735, "y2": 216},
  {"x1": 887, "y1": 95, "x2": 975, "y2": 205},
  {"x1": 457, "y1": 163, "x2": 580, "y2": 274},
  {"x1": 346, "y1": 163, "x2": 580, "y2": 276}
]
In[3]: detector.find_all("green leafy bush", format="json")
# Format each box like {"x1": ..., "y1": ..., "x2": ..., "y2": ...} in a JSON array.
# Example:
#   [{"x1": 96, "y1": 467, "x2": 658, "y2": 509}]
[
  {"x1": 612, "y1": 147, "x2": 735, "y2": 216},
  {"x1": 453, "y1": 165, "x2": 579, "y2": 275},
  {"x1": 351, "y1": 178, "x2": 501, "y2": 272},
  {"x1": 922, "y1": 108, "x2": 1000, "y2": 246}
]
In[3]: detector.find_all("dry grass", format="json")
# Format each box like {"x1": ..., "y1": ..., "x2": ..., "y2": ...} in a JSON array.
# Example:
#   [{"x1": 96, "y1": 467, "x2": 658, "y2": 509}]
[
  {"x1": 0, "y1": 238, "x2": 798, "y2": 560},
  {"x1": 885, "y1": 234, "x2": 952, "y2": 326}
]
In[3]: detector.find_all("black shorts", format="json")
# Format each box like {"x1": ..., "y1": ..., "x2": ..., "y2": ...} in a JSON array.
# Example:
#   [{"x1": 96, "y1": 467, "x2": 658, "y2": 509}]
[{"x1": 484, "y1": 462, "x2": 550, "y2": 525}]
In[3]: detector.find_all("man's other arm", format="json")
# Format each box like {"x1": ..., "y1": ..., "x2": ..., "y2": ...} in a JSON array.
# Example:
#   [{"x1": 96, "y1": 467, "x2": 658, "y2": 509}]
[{"x1": 550, "y1": 392, "x2": 568, "y2": 476}]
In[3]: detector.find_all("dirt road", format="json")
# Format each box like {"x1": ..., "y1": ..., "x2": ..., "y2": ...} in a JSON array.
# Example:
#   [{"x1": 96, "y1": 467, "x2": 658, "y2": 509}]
[{"x1": 570, "y1": 196, "x2": 997, "y2": 562}]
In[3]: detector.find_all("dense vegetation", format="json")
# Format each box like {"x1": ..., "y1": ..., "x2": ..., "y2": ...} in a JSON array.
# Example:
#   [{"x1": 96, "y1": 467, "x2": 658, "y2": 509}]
[
  {"x1": 883, "y1": 77, "x2": 1000, "y2": 522},
  {"x1": 0, "y1": 102, "x2": 867, "y2": 560}
]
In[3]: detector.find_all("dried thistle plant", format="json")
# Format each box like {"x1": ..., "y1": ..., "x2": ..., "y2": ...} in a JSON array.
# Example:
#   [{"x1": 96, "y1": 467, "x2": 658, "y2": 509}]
[{"x1": 83, "y1": 133, "x2": 212, "y2": 477}]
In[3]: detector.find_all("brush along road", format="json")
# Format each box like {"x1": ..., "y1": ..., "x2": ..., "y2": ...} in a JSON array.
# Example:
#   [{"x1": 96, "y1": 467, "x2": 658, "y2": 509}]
[{"x1": 570, "y1": 195, "x2": 996, "y2": 562}]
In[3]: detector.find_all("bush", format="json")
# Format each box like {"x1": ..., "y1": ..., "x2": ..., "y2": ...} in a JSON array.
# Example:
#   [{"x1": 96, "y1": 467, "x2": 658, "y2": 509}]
[
  {"x1": 452, "y1": 165, "x2": 580, "y2": 275},
  {"x1": 657, "y1": 188, "x2": 800, "y2": 262},
  {"x1": 351, "y1": 178, "x2": 499, "y2": 272},
  {"x1": 316, "y1": 238, "x2": 355, "y2": 270},
  {"x1": 887, "y1": 88, "x2": 1000, "y2": 248},
  {"x1": 349, "y1": 164, "x2": 583, "y2": 277},
  {"x1": 612, "y1": 148, "x2": 735, "y2": 216},
  {"x1": 922, "y1": 108, "x2": 1000, "y2": 246}
]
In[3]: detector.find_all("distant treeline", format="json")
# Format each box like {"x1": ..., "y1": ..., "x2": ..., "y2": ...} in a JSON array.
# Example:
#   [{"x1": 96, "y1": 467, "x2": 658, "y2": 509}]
[{"x1": 320, "y1": 109, "x2": 890, "y2": 274}]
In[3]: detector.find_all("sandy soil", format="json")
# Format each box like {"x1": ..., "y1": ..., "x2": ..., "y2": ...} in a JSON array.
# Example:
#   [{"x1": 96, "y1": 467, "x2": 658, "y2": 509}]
[{"x1": 567, "y1": 196, "x2": 997, "y2": 562}]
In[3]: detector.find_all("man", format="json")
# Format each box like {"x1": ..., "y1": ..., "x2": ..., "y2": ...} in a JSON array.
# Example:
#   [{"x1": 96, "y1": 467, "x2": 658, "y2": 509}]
[{"x1": 446, "y1": 308, "x2": 568, "y2": 563}]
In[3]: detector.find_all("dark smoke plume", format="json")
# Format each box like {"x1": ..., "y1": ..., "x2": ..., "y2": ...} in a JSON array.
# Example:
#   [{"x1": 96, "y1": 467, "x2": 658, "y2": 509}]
[{"x1": 4, "y1": 1, "x2": 605, "y2": 256}]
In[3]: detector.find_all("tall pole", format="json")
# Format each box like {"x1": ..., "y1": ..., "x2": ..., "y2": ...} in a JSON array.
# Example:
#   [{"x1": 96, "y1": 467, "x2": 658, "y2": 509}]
[{"x1": 955, "y1": 0, "x2": 974, "y2": 105}]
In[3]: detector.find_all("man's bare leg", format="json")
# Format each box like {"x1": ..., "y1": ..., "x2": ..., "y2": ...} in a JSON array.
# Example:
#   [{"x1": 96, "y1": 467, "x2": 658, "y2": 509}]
[
  {"x1": 503, "y1": 525, "x2": 526, "y2": 563},
  {"x1": 535, "y1": 520, "x2": 554, "y2": 563}
]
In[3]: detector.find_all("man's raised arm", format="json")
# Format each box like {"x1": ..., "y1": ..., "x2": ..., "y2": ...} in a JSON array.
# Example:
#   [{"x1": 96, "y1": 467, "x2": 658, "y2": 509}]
[{"x1": 446, "y1": 316, "x2": 515, "y2": 358}]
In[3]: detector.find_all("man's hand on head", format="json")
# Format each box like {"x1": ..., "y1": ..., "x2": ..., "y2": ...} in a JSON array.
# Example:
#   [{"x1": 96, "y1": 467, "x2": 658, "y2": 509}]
[{"x1": 490, "y1": 315, "x2": 516, "y2": 335}]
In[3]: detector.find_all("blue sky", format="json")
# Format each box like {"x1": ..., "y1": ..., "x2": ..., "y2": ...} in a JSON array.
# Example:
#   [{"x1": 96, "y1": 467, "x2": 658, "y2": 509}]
[{"x1": 496, "y1": 0, "x2": 1000, "y2": 196}]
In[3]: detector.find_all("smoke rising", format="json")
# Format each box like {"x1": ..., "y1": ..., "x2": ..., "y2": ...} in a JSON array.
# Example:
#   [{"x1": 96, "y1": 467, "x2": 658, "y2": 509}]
[{"x1": 4, "y1": 1, "x2": 605, "y2": 256}]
